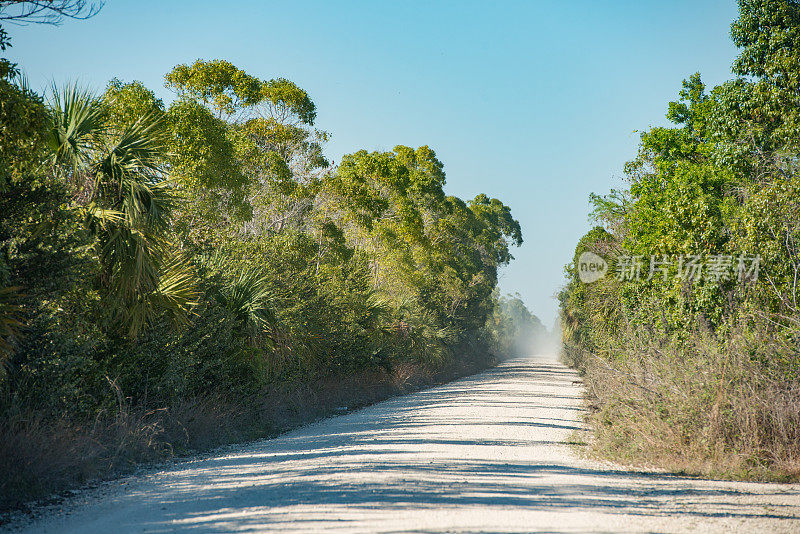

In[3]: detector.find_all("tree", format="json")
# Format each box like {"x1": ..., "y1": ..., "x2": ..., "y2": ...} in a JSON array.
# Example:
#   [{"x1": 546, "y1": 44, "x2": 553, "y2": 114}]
[
  {"x1": 488, "y1": 292, "x2": 547, "y2": 356},
  {"x1": 711, "y1": 0, "x2": 800, "y2": 157},
  {"x1": 163, "y1": 59, "x2": 326, "y2": 239},
  {"x1": 46, "y1": 84, "x2": 198, "y2": 338},
  {"x1": 0, "y1": 67, "x2": 48, "y2": 369},
  {"x1": 328, "y1": 145, "x2": 522, "y2": 349},
  {"x1": 101, "y1": 78, "x2": 252, "y2": 239},
  {"x1": 165, "y1": 59, "x2": 262, "y2": 122},
  {"x1": 0, "y1": 1, "x2": 101, "y2": 25},
  {"x1": 164, "y1": 59, "x2": 316, "y2": 125}
]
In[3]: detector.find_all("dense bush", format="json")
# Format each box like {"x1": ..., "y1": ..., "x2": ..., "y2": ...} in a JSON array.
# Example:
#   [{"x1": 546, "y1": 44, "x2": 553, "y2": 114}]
[
  {"x1": 0, "y1": 30, "x2": 545, "y2": 507},
  {"x1": 559, "y1": 0, "x2": 800, "y2": 479}
]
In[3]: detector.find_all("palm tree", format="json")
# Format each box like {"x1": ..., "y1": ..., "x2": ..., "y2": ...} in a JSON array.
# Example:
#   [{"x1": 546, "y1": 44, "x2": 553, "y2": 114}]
[{"x1": 46, "y1": 84, "x2": 198, "y2": 338}]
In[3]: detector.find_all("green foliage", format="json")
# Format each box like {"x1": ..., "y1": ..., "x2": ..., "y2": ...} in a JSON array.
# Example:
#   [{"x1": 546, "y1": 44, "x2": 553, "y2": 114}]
[
  {"x1": 327, "y1": 145, "x2": 522, "y2": 350},
  {"x1": 0, "y1": 286, "x2": 23, "y2": 373},
  {"x1": 0, "y1": 70, "x2": 47, "y2": 192},
  {"x1": 167, "y1": 98, "x2": 251, "y2": 223},
  {"x1": 161, "y1": 59, "x2": 327, "y2": 238},
  {"x1": 164, "y1": 59, "x2": 317, "y2": 125},
  {"x1": 45, "y1": 83, "x2": 200, "y2": 338},
  {"x1": 559, "y1": 1, "x2": 800, "y2": 476},
  {"x1": 45, "y1": 83, "x2": 104, "y2": 173},
  {"x1": 261, "y1": 77, "x2": 316, "y2": 125},
  {"x1": 204, "y1": 256, "x2": 278, "y2": 346},
  {"x1": 102, "y1": 78, "x2": 165, "y2": 130},
  {"x1": 714, "y1": 0, "x2": 800, "y2": 157},
  {"x1": 165, "y1": 59, "x2": 262, "y2": 120},
  {"x1": 0, "y1": 50, "x2": 523, "y2": 507},
  {"x1": 731, "y1": 0, "x2": 800, "y2": 88}
]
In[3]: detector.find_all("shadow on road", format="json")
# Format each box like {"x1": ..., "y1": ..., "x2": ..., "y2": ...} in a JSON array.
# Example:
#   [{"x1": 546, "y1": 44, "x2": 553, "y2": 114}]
[{"x1": 19, "y1": 356, "x2": 800, "y2": 533}]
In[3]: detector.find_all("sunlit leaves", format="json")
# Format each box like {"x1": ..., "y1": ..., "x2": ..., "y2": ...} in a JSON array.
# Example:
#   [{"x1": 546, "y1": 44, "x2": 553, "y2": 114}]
[
  {"x1": 165, "y1": 59, "x2": 317, "y2": 126},
  {"x1": 0, "y1": 68, "x2": 47, "y2": 191},
  {"x1": 260, "y1": 78, "x2": 316, "y2": 125},
  {"x1": 165, "y1": 59, "x2": 262, "y2": 120},
  {"x1": 166, "y1": 98, "x2": 250, "y2": 218},
  {"x1": 102, "y1": 78, "x2": 165, "y2": 132},
  {"x1": 328, "y1": 145, "x2": 522, "y2": 340}
]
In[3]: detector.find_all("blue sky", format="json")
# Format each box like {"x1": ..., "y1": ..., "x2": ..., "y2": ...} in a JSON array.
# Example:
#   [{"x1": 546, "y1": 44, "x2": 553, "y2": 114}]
[{"x1": 4, "y1": 0, "x2": 741, "y2": 325}]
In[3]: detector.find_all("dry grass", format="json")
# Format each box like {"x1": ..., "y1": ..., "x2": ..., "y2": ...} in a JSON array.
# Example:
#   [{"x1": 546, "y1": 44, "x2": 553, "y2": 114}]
[
  {"x1": 576, "y1": 325, "x2": 800, "y2": 481},
  {"x1": 0, "y1": 351, "x2": 496, "y2": 515}
]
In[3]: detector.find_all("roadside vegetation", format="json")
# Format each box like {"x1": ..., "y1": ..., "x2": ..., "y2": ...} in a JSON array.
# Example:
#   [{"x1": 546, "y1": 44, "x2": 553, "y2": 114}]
[
  {"x1": 560, "y1": 0, "x2": 800, "y2": 481},
  {"x1": 0, "y1": 2, "x2": 544, "y2": 512}
]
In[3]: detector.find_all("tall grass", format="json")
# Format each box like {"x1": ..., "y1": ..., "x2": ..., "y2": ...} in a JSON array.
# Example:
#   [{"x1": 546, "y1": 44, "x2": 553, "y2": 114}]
[
  {"x1": 570, "y1": 320, "x2": 800, "y2": 480},
  {"x1": 0, "y1": 349, "x2": 496, "y2": 514}
]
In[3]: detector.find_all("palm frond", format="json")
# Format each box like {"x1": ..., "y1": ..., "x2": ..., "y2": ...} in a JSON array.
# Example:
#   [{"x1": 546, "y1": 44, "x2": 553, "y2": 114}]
[
  {"x1": 46, "y1": 82, "x2": 103, "y2": 175},
  {"x1": 147, "y1": 251, "x2": 200, "y2": 329},
  {"x1": 11, "y1": 70, "x2": 32, "y2": 95},
  {"x1": 114, "y1": 239, "x2": 159, "y2": 300},
  {"x1": 95, "y1": 111, "x2": 174, "y2": 228},
  {"x1": 106, "y1": 243, "x2": 200, "y2": 339},
  {"x1": 211, "y1": 265, "x2": 278, "y2": 341},
  {"x1": 229, "y1": 266, "x2": 277, "y2": 327},
  {"x1": 79, "y1": 202, "x2": 126, "y2": 228},
  {"x1": 47, "y1": 86, "x2": 186, "y2": 339}
]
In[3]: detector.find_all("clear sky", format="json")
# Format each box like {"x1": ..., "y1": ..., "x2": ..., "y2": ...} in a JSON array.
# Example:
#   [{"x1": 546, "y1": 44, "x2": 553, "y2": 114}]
[{"x1": 4, "y1": 0, "x2": 742, "y2": 325}]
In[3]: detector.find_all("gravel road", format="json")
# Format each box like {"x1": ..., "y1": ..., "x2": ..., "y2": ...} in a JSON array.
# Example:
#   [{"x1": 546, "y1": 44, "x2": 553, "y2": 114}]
[{"x1": 9, "y1": 355, "x2": 800, "y2": 533}]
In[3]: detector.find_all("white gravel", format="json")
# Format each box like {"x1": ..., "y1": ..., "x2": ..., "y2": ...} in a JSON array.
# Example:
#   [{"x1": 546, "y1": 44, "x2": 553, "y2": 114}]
[{"x1": 8, "y1": 354, "x2": 800, "y2": 533}]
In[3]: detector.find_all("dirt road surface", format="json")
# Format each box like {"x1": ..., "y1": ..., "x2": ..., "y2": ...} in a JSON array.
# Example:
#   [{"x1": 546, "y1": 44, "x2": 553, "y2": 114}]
[{"x1": 10, "y1": 355, "x2": 800, "y2": 533}]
